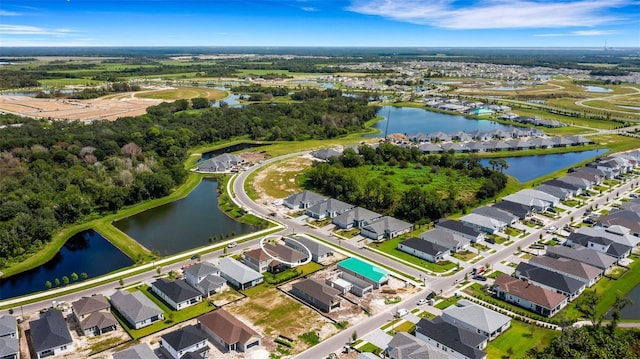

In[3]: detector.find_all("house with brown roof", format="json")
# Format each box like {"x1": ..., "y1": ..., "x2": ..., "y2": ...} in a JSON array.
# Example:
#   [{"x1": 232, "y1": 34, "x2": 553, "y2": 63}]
[
  {"x1": 71, "y1": 295, "x2": 117, "y2": 336},
  {"x1": 290, "y1": 278, "x2": 342, "y2": 313},
  {"x1": 198, "y1": 309, "x2": 261, "y2": 353},
  {"x1": 242, "y1": 247, "x2": 272, "y2": 273},
  {"x1": 243, "y1": 243, "x2": 307, "y2": 274},
  {"x1": 493, "y1": 274, "x2": 567, "y2": 317}
]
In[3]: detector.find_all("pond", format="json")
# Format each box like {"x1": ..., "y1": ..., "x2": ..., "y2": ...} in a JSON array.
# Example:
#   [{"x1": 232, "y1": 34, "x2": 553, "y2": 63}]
[
  {"x1": 0, "y1": 230, "x2": 133, "y2": 300},
  {"x1": 583, "y1": 86, "x2": 613, "y2": 93},
  {"x1": 114, "y1": 179, "x2": 254, "y2": 256},
  {"x1": 606, "y1": 284, "x2": 640, "y2": 320},
  {"x1": 369, "y1": 106, "x2": 515, "y2": 137},
  {"x1": 480, "y1": 149, "x2": 606, "y2": 182},
  {"x1": 199, "y1": 142, "x2": 267, "y2": 162}
]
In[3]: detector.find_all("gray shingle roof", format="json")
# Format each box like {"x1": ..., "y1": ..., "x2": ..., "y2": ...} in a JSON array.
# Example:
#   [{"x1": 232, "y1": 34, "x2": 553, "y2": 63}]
[
  {"x1": 30, "y1": 310, "x2": 73, "y2": 352},
  {"x1": 284, "y1": 236, "x2": 333, "y2": 258},
  {"x1": 471, "y1": 206, "x2": 517, "y2": 224},
  {"x1": 362, "y1": 216, "x2": 412, "y2": 236},
  {"x1": 386, "y1": 332, "x2": 451, "y2": 359},
  {"x1": 152, "y1": 278, "x2": 201, "y2": 303},
  {"x1": 0, "y1": 315, "x2": 16, "y2": 337},
  {"x1": 80, "y1": 311, "x2": 117, "y2": 332},
  {"x1": 416, "y1": 317, "x2": 486, "y2": 359},
  {"x1": 515, "y1": 262, "x2": 585, "y2": 294},
  {"x1": 217, "y1": 257, "x2": 263, "y2": 284},
  {"x1": 545, "y1": 246, "x2": 616, "y2": 270},
  {"x1": 399, "y1": 237, "x2": 449, "y2": 256},
  {"x1": 161, "y1": 324, "x2": 207, "y2": 352},
  {"x1": 333, "y1": 206, "x2": 382, "y2": 225},
  {"x1": 291, "y1": 278, "x2": 341, "y2": 308},
  {"x1": 435, "y1": 219, "x2": 481, "y2": 237},
  {"x1": 183, "y1": 262, "x2": 219, "y2": 279},
  {"x1": 71, "y1": 295, "x2": 110, "y2": 317},
  {"x1": 113, "y1": 343, "x2": 158, "y2": 359},
  {"x1": 0, "y1": 337, "x2": 19, "y2": 358},
  {"x1": 306, "y1": 198, "x2": 354, "y2": 216},
  {"x1": 421, "y1": 228, "x2": 470, "y2": 248},
  {"x1": 528, "y1": 256, "x2": 601, "y2": 281},
  {"x1": 442, "y1": 299, "x2": 511, "y2": 335},
  {"x1": 110, "y1": 290, "x2": 164, "y2": 323}
]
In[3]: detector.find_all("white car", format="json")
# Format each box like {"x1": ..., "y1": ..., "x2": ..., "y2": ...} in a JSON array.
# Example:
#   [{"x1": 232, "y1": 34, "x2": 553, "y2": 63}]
[
  {"x1": 417, "y1": 299, "x2": 427, "y2": 305},
  {"x1": 227, "y1": 242, "x2": 237, "y2": 248},
  {"x1": 546, "y1": 226, "x2": 557, "y2": 233}
]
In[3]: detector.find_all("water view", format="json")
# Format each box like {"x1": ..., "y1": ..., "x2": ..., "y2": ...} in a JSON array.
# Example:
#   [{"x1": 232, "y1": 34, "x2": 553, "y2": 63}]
[
  {"x1": 481, "y1": 149, "x2": 606, "y2": 182},
  {"x1": 114, "y1": 179, "x2": 254, "y2": 256},
  {"x1": 370, "y1": 106, "x2": 515, "y2": 137},
  {"x1": 583, "y1": 86, "x2": 613, "y2": 93},
  {"x1": 0, "y1": 230, "x2": 133, "y2": 300},
  {"x1": 606, "y1": 284, "x2": 640, "y2": 320},
  {"x1": 199, "y1": 142, "x2": 266, "y2": 162}
]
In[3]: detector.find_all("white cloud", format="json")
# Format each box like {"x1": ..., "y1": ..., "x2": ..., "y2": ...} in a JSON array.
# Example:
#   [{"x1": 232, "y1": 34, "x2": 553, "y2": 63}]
[
  {"x1": 301, "y1": 6, "x2": 316, "y2": 11},
  {"x1": 0, "y1": 25, "x2": 74, "y2": 36},
  {"x1": 347, "y1": 0, "x2": 632, "y2": 29},
  {"x1": 535, "y1": 29, "x2": 616, "y2": 36},
  {"x1": 0, "y1": 10, "x2": 22, "y2": 16}
]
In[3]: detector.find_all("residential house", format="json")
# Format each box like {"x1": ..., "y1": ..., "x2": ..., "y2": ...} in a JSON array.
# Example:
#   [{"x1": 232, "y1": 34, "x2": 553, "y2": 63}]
[
  {"x1": 198, "y1": 309, "x2": 261, "y2": 353},
  {"x1": 160, "y1": 325, "x2": 209, "y2": 359},
  {"x1": 441, "y1": 299, "x2": 511, "y2": 340},
  {"x1": 264, "y1": 243, "x2": 308, "y2": 270},
  {"x1": 70, "y1": 295, "x2": 117, "y2": 336},
  {"x1": 242, "y1": 247, "x2": 272, "y2": 273},
  {"x1": 196, "y1": 153, "x2": 243, "y2": 173},
  {"x1": 536, "y1": 184, "x2": 573, "y2": 201},
  {"x1": 326, "y1": 270, "x2": 373, "y2": 297},
  {"x1": 290, "y1": 278, "x2": 342, "y2": 313},
  {"x1": 29, "y1": 311, "x2": 74, "y2": 359},
  {"x1": 471, "y1": 206, "x2": 518, "y2": 226},
  {"x1": 598, "y1": 211, "x2": 640, "y2": 237},
  {"x1": 435, "y1": 219, "x2": 484, "y2": 243},
  {"x1": 398, "y1": 237, "x2": 450, "y2": 263},
  {"x1": 217, "y1": 257, "x2": 264, "y2": 290},
  {"x1": 459, "y1": 213, "x2": 506, "y2": 234},
  {"x1": 305, "y1": 198, "x2": 354, "y2": 219},
  {"x1": 151, "y1": 278, "x2": 202, "y2": 311},
  {"x1": 415, "y1": 317, "x2": 487, "y2": 359},
  {"x1": 528, "y1": 256, "x2": 601, "y2": 287},
  {"x1": 501, "y1": 193, "x2": 549, "y2": 212},
  {"x1": 566, "y1": 170, "x2": 603, "y2": 185},
  {"x1": 183, "y1": 262, "x2": 226, "y2": 297},
  {"x1": 515, "y1": 262, "x2": 586, "y2": 301},
  {"x1": 110, "y1": 290, "x2": 164, "y2": 329},
  {"x1": 332, "y1": 206, "x2": 383, "y2": 230},
  {"x1": 0, "y1": 315, "x2": 18, "y2": 359},
  {"x1": 541, "y1": 179, "x2": 583, "y2": 196},
  {"x1": 518, "y1": 189, "x2": 560, "y2": 207},
  {"x1": 337, "y1": 257, "x2": 389, "y2": 289},
  {"x1": 384, "y1": 332, "x2": 451, "y2": 359},
  {"x1": 360, "y1": 216, "x2": 414, "y2": 241},
  {"x1": 566, "y1": 233, "x2": 632, "y2": 260},
  {"x1": 418, "y1": 142, "x2": 444, "y2": 154},
  {"x1": 555, "y1": 176, "x2": 592, "y2": 190},
  {"x1": 284, "y1": 236, "x2": 333, "y2": 262},
  {"x1": 311, "y1": 148, "x2": 342, "y2": 160},
  {"x1": 283, "y1": 190, "x2": 327, "y2": 210},
  {"x1": 493, "y1": 201, "x2": 533, "y2": 220},
  {"x1": 421, "y1": 229, "x2": 471, "y2": 253},
  {"x1": 113, "y1": 343, "x2": 158, "y2": 359},
  {"x1": 576, "y1": 226, "x2": 639, "y2": 247},
  {"x1": 493, "y1": 274, "x2": 567, "y2": 317},
  {"x1": 545, "y1": 246, "x2": 616, "y2": 272},
  {"x1": 573, "y1": 166, "x2": 609, "y2": 180}
]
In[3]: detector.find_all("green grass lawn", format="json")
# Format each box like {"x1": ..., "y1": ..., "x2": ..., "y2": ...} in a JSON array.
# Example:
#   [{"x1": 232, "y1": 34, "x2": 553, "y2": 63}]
[
  {"x1": 370, "y1": 237, "x2": 457, "y2": 273},
  {"x1": 452, "y1": 250, "x2": 479, "y2": 262},
  {"x1": 434, "y1": 296, "x2": 459, "y2": 310},
  {"x1": 487, "y1": 320, "x2": 560, "y2": 358}
]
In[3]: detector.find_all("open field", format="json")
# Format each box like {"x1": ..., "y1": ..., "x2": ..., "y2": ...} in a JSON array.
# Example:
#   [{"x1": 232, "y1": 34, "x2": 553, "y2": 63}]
[
  {"x1": 486, "y1": 321, "x2": 560, "y2": 358},
  {"x1": 134, "y1": 87, "x2": 227, "y2": 100}
]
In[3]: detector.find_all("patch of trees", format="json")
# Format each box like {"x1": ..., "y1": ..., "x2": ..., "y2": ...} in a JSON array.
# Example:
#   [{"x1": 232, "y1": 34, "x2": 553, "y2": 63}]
[
  {"x1": 35, "y1": 82, "x2": 141, "y2": 99},
  {"x1": 0, "y1": 91, "x2": 377, "y2": 267},
  {"x1": 589, "y1": 68, "x2": 630, "y2": 77},
  {"x1": 232, "y1": 85, "x2": 289, "y2": 97},
  {"x1": 0, "y1": 70, "x2": 41, "y2": 89},
  {"x1": 306, "y1": 143, "x2": 508, "y2": 223}
]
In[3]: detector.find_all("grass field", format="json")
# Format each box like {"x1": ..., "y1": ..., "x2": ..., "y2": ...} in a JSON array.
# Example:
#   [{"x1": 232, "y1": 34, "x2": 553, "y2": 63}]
[
  {"x1": 135, "y1": 87, "x2": 227, "y2": 100},
  {"x1": 487, "y1": 320, "x2": 560, "y2": 358},
  {"x1": 369, "y1": 236, "x2": 457, "y2": 273}
]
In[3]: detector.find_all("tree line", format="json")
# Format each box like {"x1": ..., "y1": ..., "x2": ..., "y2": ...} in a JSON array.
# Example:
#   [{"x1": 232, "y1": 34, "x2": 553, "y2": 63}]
[
  {"x1": 0, "y1": 90, "x2": 378, "y2": 268},
  {"x1": 305, "y1": 143, "x2": 508, "y2": 223}
]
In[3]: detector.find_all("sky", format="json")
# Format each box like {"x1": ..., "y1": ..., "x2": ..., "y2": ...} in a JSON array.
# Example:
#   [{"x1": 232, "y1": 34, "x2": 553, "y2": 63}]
[{"x1": 0, "y1": 0, "x2": 639, "y2": 48}]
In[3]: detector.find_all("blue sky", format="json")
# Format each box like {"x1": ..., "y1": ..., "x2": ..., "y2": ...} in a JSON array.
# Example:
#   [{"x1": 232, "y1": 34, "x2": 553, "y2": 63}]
[{"x1": 0, "y1": 0, "x2": 638, "y2": 47}]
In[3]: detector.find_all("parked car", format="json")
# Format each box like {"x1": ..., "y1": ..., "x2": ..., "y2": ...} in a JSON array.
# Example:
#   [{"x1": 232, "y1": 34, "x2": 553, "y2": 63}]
[
  {"x1": 227, "y1": 242, "x2": 237, "y2": 248},
  {"x1": 396, "y1": 308, "x2": 409, "y2": 317},
  {"x1": 630, "y1": 193, "x2": 638, "y2": 198},
  {"x1": 485, "y1": 237, "x2": 496, "y2": 244},
  {"x1": 546, "y1": 226, "x2": 557, "y2": 233},
  {"x1": 190, "y1": 255, "x2": 198, "y2": 260},
  {"x1": 417, "y1": 299, "x2": 427, "y2": 305},
  {"x1": 473, "y1": 275, "x2": 487, "y2": 281},
  {"x1": 583, "y1": 218, "x2": 595, "y2": 225}
]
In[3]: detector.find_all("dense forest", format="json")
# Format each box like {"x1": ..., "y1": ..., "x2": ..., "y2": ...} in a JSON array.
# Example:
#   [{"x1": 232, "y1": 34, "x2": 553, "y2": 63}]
[
  {"x1": 305, "y1": 143, "x2": 508, "y2": 223},
  {"x1": 0, "y1": 91, "x2": 378, "y2": 267}
]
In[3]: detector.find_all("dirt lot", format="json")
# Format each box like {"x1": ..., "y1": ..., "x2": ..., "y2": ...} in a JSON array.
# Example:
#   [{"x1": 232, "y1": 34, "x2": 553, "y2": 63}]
[
  {"x1": 251, "y1": 156, "x2": 314, "y2": 204},
  {"x1": 224, "y1": 288, "x2": 338, "y2": 355},
  {"x1": 0, "y1": 94, "x2": 162, "y2": 122}
]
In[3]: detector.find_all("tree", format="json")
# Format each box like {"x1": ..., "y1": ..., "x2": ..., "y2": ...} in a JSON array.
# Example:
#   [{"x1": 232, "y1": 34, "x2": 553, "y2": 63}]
[
  {"x1": 80, "y1": 272, "x2": 88, "y2": 280},
  {"x1": 62, "y1": 276, "x2": 69, "y2": 285},
  {"x1": 70, "y1": 272, "x2": 78, "y2": 281},
  {"x1": 609, "y1": 294, "x2": 633, "y2": 333},
  {"x1": 577, "y1": 290, "x2": 601, "y2": 329},
  {"x1": 54, "y1": 278, "x2": 60, "y2": 287},
  {"x1": 45, "y1": 280, "x2": 52, "y2": 289}
]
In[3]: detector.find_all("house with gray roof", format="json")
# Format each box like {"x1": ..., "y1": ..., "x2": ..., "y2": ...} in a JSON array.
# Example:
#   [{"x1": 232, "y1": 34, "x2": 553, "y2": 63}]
[
  {"x1": 285, "y1": 236, "x2": 333, "y2": 262},
  {"x1": 435, "y1": 219, "x2": 484, "y2": 242},
  {"x1": 30, "y1": 310, "x2": 74, "y2": 359},
  {"x1": 196, "y1": 153, "x2": 244, "y2": 173},
  {"x1": 599, "y1": 211, "x2": 640, "y2": 237},
  {"x1": 151, "y1": 278, "x2": 202, "y2": 311},
  {"x1": 567, "y1": 233, "x2": 632, "y2": 260},
  {"x1": 501, "y1": 193, "x2": 548, "y2": 212},
  {"x1": 283, "y1": 190, "x2": 327, "y2": 209},
  {"x1": 528, "y1": 256, "x2": 602, "y2": 287},
  {"x1": 183, "y1": 262, "x2": 226, "y2": 297},
  {"x1": 442, "y1": 299, "x2": 511, "y2": 340},
  {"x1": 110, "y1": 290, "x2": 164, "y2": 329},
  {"x1": 574, "y1": 165, "x2": 609, "y2": 180},
  {"x1": 545, "y1": 246, "x2": 616, "y2": 271},
  {"x1": 421, "y1": 229, "x2": 471, "y2": 253},
  {"x1": 311, "y1": 148, "x2": 342, "y2": 160},
  {"x1": 398, "y1": 237, "x2": 450, "y2": 263},
  {"x1": 577, "y1": 225, "x2": 640, "y2": 247},
  {"x1": 160, "y1": 325, "x2": 209, "y2": 359},
  {"x1": 418, "y1": 142, "x2": 443, "y2": 154},
  {"x1": 472, "y1": 206, "x2": 518, "y2": 226},
  {"x1": 385, "y1": 332, "x2": 451, "y2": 359},
  {"x1": 290, "y1": 278, "x2": 342, "y2": 313},
  {"x1": 518, "y1": 189, "x2": 560, "y2": 207},
  {"x1": 541, "y1": 179, "x2": 583, "y2": 195},
  {"x1": 463, "y1": 141, "x2": 487, "y2": 153},
  {"x1": 113, "y1": 343, "x2": 158, "y2": 359},
  {"x1": 555, "y1": 176, "x2": 592, "y2": 190},
  {"x1": 263, "y1": 243, "x2": 308, "y2": 271},
  {"x1": 493, "y1": 201, "x2": 532, "y2": 220},
  {"x1": 360, "y1": 216, "x2": 413, "y2": 241},
  {"x1": 305, "y1": 198, "x2": 354, "y2": 219},
  {"x1": 566, "y1": 171, "x2": 602, "y2": 185},
  {"x1": 0, "y1": 315, "x2": 18, "y2": 359},
  {"x1": 515, "y1": 262, "x2": 586, "y2": 301},
  {"x1": 415, "y1": 317, "x2": 487, "y2": 359},
  {"x1": 528, "y1": 138, "x2": 554, "y2": 149},
  {"x1": 459, "y1": 213, "x2": 506, "y2": 234},
  {"x1": 71, "y1": 295, "x2": 117, "y2": 336},
  {"x1": 493, "y1": 274, "x2": 567, "y2": 317},
  {"x1": 217, "y1": 257, "x2": 264, "y2": 290},
  {"x1": 332, "y1": 207, "x2": 383, "y2": 229},
  {"x1": 536, "y1": 184, "x2": 573, "y2": 201},
  {"x1": 441, "y1": 142, "x2": 465, "y2": 153}
]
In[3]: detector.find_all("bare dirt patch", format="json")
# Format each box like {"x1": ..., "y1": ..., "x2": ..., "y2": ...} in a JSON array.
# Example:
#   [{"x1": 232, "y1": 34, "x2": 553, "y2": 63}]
[{"x1": 251, "y1": 156, "x2": 314, "y2": 203}]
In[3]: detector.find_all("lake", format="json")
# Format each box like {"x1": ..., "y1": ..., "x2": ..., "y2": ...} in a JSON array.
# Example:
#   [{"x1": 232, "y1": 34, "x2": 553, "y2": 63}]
[
  {"x1": 481, "y1": 149, "x2": 606, "y2": 182},
  {"x1": 199, "y1": 142, "x2": 266, "y2": 162},
  {"x1": 0, "y1": 230, "x2": 133, "y2": 300},
  {"x1": 114, "y1": 179, "x2": 254, "y2": 256},
  {"x1": 606, "y1": 284, "x2": 640, "y2": 320},
  {"x1": 369, "y1": 106, "x2": 515, "y2": 137},
  {"x1": 583, "y1": 86, "x2": 613, "y2": 93}
]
